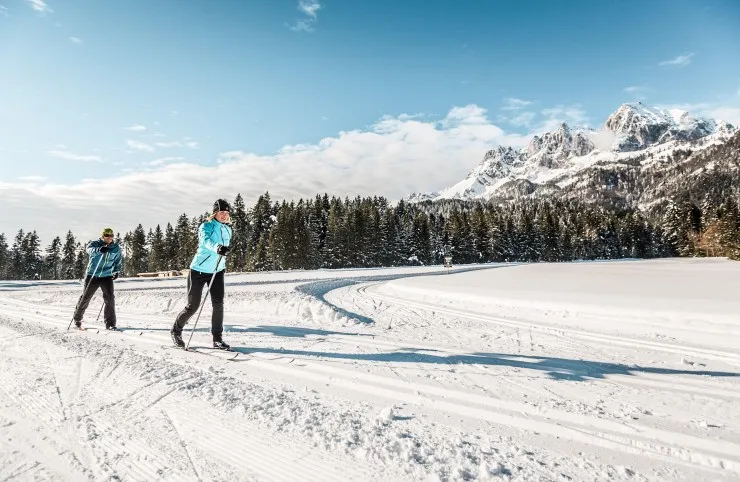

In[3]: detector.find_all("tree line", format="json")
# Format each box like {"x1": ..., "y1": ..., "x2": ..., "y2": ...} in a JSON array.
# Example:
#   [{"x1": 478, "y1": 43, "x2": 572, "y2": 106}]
[{"x1": 1, "y1": 191, "x2": 738, "y2": 280}]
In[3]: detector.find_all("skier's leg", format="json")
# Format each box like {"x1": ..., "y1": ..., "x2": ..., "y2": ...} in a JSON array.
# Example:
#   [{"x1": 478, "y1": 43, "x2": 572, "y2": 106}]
[
  {"x1": 100, "y1": 277, "x2": 116, "y2": 328},
  {"x1": 73, "y1": 276, "x2": 99, "y2": 324},
  {"x1": 209, "y1": 271, "x2": 225, "y2": 341},
  {"x1": 174, "y1": 270, "x2": 207, "y2": 332}
]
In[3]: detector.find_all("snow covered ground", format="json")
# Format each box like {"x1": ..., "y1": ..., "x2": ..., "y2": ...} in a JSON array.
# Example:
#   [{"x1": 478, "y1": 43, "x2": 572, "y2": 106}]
[{"x1": 1, "y1": 258, "x2": 739, "y2": 481}]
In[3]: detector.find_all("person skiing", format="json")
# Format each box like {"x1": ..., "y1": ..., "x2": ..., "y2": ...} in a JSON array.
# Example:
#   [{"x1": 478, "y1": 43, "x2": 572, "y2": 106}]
[
  {"x1": 72, "y1": 227, "x2": 122, "y2": 330},
  {"x1": 171, "y1": 199, "x2": 233, "y2": 349}
]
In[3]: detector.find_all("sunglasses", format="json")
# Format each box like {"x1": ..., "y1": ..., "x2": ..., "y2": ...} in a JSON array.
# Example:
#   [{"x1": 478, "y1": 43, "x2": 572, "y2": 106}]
[{"x1": 103, "y1": 234, "x2": 114, "y2": 238}]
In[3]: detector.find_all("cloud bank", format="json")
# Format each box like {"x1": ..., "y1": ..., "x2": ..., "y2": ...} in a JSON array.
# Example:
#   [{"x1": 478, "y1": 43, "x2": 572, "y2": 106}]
[{"x1": 1, "y1": 105, "x2": 530, "y2": 242}]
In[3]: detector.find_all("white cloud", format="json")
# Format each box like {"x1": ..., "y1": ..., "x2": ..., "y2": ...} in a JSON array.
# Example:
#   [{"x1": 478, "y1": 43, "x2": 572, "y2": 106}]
[
  {"x1": 47, "y1": 150, "x2": 102, "y2": 163},
  {"x1": 26, "y1": 0, "x2": 51, "y2": 13},
  {"x1": 124, "y1": 124, "x2": 147, "y2": 132},
  {"x1": 290, "y1": 19, "x2": 314, "y2": 32},
  {"x1": 498, "y1": 97, "x2": 538, "y2": 127},
  {"x1": 4, "y1": 105, "x2": 531, "y2": 242},
  {"x1": 624, "y1": 85, "x2": 646, "y2": 93},
  {"x1": 290, "y1": 0, "x2": 321, "y2": 32},
  {"x1": 539, "y1": 104, "x2": 590, "y2": 131},
  {"x1": 499, "y1": 100, "x2": 590, "y2": 132},
  {"x1": 18, "y1": 175, "x2": 47, "y2": 183},
  {"x1": 146, "y1": 157, "x2": 185, "y2": 167},
  {"x1": 658, "y1": 53, "x2": 694, "y2": 67},
  {"x1": 154, "y1": 140, "x2": 200, "y2": 149},
  {"x1": 126, "y1": 140, "x2": 155, "y2": 152},
  {"x1": 441, "y1": 105, "x2": 489, "y2": 127},
  {"x1": 69, "y1": 36, "x2": 82, "y2": 44},
  {"x1": 508, "y1": 111, "x2": 537, "y2": 127},
  {"x1": 0, "y1": 5, "x2": 8, "y2": 17},
  {"x1": 656, "y1": 101, "x2": 740, "y2": 127},
  {"x1": 502, "y1": 98, "x2": 533, "y2": 111},
  {"x1": 298, "y1": 0, "x2": 320, "y2": 17},
  {"x1": 702, "y1": 106, "x2": 740, "y2": 126}
]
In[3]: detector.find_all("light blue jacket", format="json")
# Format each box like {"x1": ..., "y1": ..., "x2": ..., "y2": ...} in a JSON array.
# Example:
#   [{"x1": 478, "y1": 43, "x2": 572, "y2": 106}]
[
  {"x1": 190, "y1": 218, "x2": 232, "y2": 273},
  {"x1": 86, "y1": 239, "x2": 122, "y2": 278}
]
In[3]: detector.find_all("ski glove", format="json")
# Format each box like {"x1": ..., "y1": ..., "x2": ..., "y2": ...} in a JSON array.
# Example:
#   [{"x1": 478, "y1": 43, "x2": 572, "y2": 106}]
[
  {"x1": 99, "y1": 245, "x2": 110, "y2": 253},
  {"x1": 112, "y1": 272, "x2": 119, "y2": 280},
  {"x1": 216, "y1": 245, "x2": 230, "y2": 256}
]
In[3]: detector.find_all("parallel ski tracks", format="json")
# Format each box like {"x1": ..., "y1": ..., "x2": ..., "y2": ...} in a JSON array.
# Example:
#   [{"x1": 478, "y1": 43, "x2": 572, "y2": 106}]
[
  {"x1": 3, "y1": 279, "x2": 740, "y2": 479},
  {"x1": 354, "y1": 282, "x2": 740, "y2": 367}
]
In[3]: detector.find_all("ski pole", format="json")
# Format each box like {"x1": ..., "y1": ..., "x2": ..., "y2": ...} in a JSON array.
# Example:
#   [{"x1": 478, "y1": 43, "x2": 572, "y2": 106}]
[
  {"x1": 95, "y1": 302, "x2": 104, "y2": 323},
  {"x1": 67, "y1": 252, "x2": 105, "y2": 330},
  {"x1": 185, "y1": 254, "x2": 224, "y2": 350}
]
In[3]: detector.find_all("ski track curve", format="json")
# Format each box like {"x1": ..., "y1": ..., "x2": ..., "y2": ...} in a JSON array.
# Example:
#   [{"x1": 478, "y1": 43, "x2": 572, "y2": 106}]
[
  {"x1": 2, "y1": 264, "x2": 740, "y2": 481},
  {"x1": 320, "y1": 278, "x2": 740, "y2": 479}
]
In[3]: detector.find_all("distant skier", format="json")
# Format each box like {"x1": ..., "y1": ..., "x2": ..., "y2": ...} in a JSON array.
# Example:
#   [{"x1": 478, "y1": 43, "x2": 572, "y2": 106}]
[
  {"x1": 72, "y1": 227, "x2": 122, "y2": 330},
  {"x1": 171, "y1": 199, "x2": 233, "y2": 350}
]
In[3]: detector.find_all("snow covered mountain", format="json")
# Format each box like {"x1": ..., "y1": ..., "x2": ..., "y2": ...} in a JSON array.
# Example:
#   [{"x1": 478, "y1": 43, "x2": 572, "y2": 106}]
[{"x1": 407, "y1": 102, "x2": 738, "y2": 207}]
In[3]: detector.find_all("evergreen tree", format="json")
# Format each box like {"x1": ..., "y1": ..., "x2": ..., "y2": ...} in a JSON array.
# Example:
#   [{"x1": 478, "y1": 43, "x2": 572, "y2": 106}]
[
  {"x1": 45, "y1": 236, "x2": 62, "y2": 279},
  {"x1": 174, "y1": 214, "x2": 196, "y2": 269},
  {"x1": 718, "y1": 197, "x2": 740, "y2": 259},
  {"x1": 662, "y1": 200, "x2": 691, "y2": 256},
  {"x1": 470, "y1": 204, "x2": 490, "y2": 262},
  {"x1": 127, "y1": 224, "x2": 149, "y2": 275},
  {"x1": 0, "y1": 233, "x2": 8, "y2": 279},
  {"x1": 147, "y1": 225, "x2": 165, "y2": 272},
  {"x1": 61, "y1": 231, "x2": 77, "y2": 279},
  {"x1": 23, "y1": 231, "x2": 43, "y2": 279},
  {"x1": 74, "y1": 245, "x2": 87, "y2": 279},
  {"x1": 163, "y1": 223, "x2": 177, "y2": 270},
  {"x1": 228, "y1": 193, "x2": 250, "y2": 272},
  {"x1": 323, "y1": 198, "x2": 345, "y2": 268},
  {"x1": 10, "y1": 230, "x2": 24, "y2": 279}
]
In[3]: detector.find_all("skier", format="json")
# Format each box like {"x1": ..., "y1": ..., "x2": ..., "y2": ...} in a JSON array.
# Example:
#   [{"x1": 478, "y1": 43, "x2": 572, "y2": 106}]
[
  {"x1": 72, "y1": 227, "x2": 122, "y2": 330},
  {"x1": 171, "y1": 199, "x2": 233, "y2": 350}
]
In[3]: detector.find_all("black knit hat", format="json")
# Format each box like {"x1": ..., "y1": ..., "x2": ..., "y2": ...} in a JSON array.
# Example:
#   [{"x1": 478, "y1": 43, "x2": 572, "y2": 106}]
[{"x1": 213, "y1": 199, "x2": 231, "y2": 213}]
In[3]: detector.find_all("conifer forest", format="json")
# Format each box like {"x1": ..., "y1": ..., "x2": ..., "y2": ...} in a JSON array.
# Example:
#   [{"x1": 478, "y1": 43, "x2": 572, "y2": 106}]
[{"x1": 1, "y1": 190, "x2": 738, "y2": 280}]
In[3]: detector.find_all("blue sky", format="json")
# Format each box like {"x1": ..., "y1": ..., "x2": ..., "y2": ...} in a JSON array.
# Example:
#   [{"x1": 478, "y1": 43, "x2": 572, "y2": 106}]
[{"x1": 1, "y1": 0, "x2": 740, "y2": 241}]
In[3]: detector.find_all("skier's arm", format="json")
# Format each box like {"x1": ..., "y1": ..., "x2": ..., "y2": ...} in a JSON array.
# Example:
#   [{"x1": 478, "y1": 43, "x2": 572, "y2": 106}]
[
  {"x1": 85, "y1": 241, "x2": 102, "y2": 255},
  {"x1": 199, "y1": 222, "x2": 222, "y2": 253},
  {"x1": 113, "y1": 246, "x2": 122, "y2": 273}
]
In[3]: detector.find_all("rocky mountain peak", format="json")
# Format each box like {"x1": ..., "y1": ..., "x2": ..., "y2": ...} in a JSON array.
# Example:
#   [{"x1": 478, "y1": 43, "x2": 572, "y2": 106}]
[
  {"x1": 604, "y1": 102, "x2": 718, "y2": 151},
  {"x1": 406, "y1": 102, "x2": 738, "y2": 204},
  {"x1": 525, "y1": 122, "x2": 595, "y2": 168}
]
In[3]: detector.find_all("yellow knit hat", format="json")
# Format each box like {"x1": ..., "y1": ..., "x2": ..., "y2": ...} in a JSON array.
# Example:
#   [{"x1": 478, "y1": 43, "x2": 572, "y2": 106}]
[{"x1": 101, "y1": 227, "x2": 114, "y2": 236}]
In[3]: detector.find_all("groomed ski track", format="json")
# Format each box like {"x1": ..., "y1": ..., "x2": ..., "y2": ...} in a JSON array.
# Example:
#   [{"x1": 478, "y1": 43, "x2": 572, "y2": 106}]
[{"x1": 1, "y1": 259, "x2": 739, "y2": 481}]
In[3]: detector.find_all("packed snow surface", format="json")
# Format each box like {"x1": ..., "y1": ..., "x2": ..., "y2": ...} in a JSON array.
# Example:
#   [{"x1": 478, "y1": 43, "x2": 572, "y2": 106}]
[{"x1": 1, "y1": 258, "x2": 739, "y2": 481}]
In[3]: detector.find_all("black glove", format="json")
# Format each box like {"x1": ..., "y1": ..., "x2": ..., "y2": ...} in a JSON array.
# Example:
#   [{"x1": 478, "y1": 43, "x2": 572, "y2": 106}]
[
  {"x1": 99, "y1": 245, "x2": 110, "y2": 253},
  {"x1": 216, "y1": 245, "x2": 230, "y2": 256},
  {"x1": 112, "y1": 272, "x2": 119, "y2": 280}
]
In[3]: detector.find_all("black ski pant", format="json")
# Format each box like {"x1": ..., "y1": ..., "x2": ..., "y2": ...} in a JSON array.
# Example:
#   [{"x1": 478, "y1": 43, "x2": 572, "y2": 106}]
[
  {"x1": 73, "y1": 275, "x2": 116, "y2": 327},
  {"x1": 173, "y1": 269, "x2": 225, "y2": 340}
]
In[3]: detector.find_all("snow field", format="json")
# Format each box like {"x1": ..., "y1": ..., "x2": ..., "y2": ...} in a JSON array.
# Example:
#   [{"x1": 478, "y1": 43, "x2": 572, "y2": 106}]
[{"x1": 0, "y1": 260, "x2": 739, "y2": 481}]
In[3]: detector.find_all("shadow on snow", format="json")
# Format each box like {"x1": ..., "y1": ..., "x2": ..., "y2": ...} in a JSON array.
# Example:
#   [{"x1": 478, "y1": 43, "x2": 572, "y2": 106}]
[{"x1": 228, "y1": 345, "x2": 740, "y2": 382}]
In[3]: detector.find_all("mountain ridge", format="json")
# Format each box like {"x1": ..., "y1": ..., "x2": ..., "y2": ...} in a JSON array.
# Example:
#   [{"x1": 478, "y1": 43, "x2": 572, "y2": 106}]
[{"x1": 407, "y1": 102, "x2": 738, "y2": 209}]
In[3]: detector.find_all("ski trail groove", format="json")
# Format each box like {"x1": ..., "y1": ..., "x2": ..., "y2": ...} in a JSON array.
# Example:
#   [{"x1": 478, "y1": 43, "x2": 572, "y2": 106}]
[{"x1": 163, "y1": 408, "x2": 203, "y2": 482}]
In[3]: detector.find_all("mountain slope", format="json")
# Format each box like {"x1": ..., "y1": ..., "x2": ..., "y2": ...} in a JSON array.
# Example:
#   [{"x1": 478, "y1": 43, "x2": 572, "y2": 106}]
[{"x1": 407, "y1": 102, "x2": 738, "y2": 210}]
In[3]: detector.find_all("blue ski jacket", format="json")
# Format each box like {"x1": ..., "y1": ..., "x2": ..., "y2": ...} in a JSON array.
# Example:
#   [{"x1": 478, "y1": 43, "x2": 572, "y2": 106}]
[
  {"x1": 190, "y1": 218, "x2": 232, "y2": 273},
  {"x1": 86, "y1": 239, "x2": 123, "y2": 278}
]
